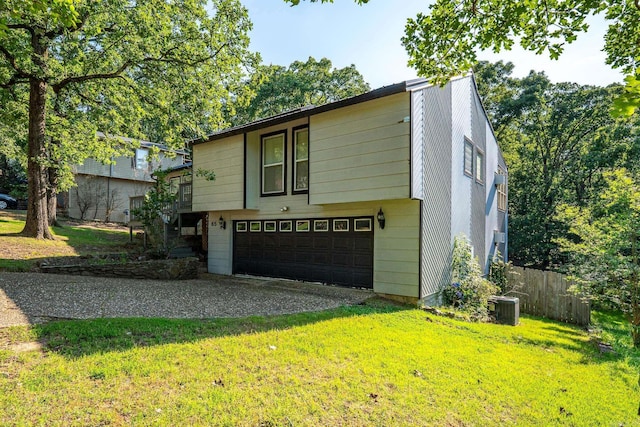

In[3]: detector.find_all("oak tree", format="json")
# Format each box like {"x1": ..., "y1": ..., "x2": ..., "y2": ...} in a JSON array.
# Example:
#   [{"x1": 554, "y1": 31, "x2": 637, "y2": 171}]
[
  {"x1": 229, "y1": 56, "x2": 369, "y2": 125},
  {"x1": 287, "y1": 0, "x2": 640, "y2": 116},
  {"x1": 0, "y1": 0, "x2": 257, "y2": 238}
]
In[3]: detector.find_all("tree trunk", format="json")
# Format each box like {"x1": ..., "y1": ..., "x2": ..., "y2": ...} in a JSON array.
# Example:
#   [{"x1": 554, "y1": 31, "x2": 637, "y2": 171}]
[
  {"x1": 47, "y1": 166, "x2": 60, "y2": 227},
  {"x1": 21, "y1": 32, "x2": 53, "y2": 239}
]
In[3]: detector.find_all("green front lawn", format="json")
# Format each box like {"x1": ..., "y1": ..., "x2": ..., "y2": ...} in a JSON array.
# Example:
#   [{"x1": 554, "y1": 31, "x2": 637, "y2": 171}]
[
  {"x1": 1, "y1": 302, "x2": 637, "y2": 426},
  {"x1": 0, "y1": 211, "x2": 133, "y2": 271}
]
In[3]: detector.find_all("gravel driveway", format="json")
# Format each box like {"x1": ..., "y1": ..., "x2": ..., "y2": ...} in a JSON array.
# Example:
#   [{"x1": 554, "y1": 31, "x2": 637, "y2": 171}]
[{"x1": 0, "y1": 272, "x2": 373, "y2": 327}]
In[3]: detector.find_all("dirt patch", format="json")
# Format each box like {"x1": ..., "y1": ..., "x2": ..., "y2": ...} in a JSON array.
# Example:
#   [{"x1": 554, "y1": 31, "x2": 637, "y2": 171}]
[{"x1": 4, "y1": 341, "x2": 44, "y2": 353}]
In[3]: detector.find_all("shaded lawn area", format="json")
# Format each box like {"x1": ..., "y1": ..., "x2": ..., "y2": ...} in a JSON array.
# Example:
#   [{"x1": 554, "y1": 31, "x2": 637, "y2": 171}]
[
  {"x1": 0, "y1": 301, "x2": 637, "y2": 426},
  {"x1": 0, "y1": 211, "x2": 134, "y2": 271}
]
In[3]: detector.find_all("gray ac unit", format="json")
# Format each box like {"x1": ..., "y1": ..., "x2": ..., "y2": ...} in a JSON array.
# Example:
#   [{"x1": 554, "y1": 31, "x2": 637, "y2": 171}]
[
  {"x1": 494, "y1": 173, "x2": 506, "y2": 185},
  {"x1": 488, "y1": 296, "x2": 519, "y2": 326},
  {"x1": 494, "y1": 231, "x2": 506, "y2": 244}
]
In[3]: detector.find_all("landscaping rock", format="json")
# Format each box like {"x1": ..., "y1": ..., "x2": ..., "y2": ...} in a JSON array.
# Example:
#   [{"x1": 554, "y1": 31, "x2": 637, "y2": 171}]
[{"x1": 39, "y1": 257, "x2": 199, "y2": 280}]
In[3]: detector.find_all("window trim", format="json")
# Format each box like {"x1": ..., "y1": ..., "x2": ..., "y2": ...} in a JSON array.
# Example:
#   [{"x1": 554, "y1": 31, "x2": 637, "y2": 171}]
[
  {"x1": 261, "y1": 130, "x2": 287, "y2": 197},
  {"x1": 475, "y1": 148, "x2": 485, "y2": 184},
  {"x1": 134, "y1": 148, "x2": 149, "y2": 171},
  {"x1": 292, "y1": 125, "x2": 309, "y2": 194},
  {"x1": 497, "y1": 167, "x2": 507, "y2": 212},
  {"x1": 463, "y1": 138, "x2": 474, "y2": 177}
]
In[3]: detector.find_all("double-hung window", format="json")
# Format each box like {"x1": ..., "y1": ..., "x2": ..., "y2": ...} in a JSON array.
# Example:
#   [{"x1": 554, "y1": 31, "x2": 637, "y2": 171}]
[
  {"x1": 135, "y1": 148, "x2": 149, "y2": 171},
  {"x1": 262, "y1": 132, "x2": 286, "y2": 195},
  {"x1": 463, "y1": 138, "x2": 474, "y2": 177},
  {"x1": 497, "y1": 167, "x2": 507, "y2": 211},
  {"x1": 475, "y1": 149, "x2": 484, "y2": 184},
  {"x1": 293, "y1": 126, "x2": 309, "y2": 193}
]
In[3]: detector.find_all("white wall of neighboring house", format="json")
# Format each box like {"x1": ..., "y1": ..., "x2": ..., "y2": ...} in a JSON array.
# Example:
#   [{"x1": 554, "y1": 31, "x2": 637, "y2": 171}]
[{"x1": 66, "y1": 140, "x2": 188, "y2": 223}]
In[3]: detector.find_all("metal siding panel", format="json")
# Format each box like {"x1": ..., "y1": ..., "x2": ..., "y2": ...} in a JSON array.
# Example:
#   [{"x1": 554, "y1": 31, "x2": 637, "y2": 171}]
[
  {"x1": 450, "y1": 78, "x2": 472, "y2": 240},
  {"x1": 419, "y1": 84, "x2": 452, "y2": 303},
  {"x1": 411, "y1": 91, "x2": 424, "y2": 200},
  {"x1": 471, "y1": 82, "x2": 486, "y2": 268},
  {"x1": 484, "y1": 122, "x2": 499, "y2": 272}
]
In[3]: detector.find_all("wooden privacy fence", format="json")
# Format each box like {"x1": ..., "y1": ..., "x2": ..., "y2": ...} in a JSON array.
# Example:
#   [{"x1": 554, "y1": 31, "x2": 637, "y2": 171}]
[{"x1": 505, "y1": 266, "x2": 591, "y2": 326}]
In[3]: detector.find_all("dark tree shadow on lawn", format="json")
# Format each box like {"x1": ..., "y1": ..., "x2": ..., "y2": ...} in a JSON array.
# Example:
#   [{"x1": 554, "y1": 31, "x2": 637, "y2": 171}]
[{"x1": 18, "y1": 298, "x2": 411, "y2": 359}]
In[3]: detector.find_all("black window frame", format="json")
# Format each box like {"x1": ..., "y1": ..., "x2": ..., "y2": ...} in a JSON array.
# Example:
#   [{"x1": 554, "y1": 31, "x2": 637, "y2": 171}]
[
  {"x1": 260, "y1": 130, "x2": 287, "y2": 197},
  {"x1": 292, "y1": 125, "x2": 309, "y2": 194}
]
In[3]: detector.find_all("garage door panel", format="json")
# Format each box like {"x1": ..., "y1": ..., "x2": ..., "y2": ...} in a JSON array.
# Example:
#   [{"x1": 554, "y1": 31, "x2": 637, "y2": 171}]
[
  {"x1": 313, "y1": 253, "x2": 330, "y2": 264},
  {"x1": 313, "y1": 236, "x2": 330, "y2": 249},
  {"x1": 279, "y1": 236, "x2": 295, "y2": 247},
  {"x1": 233, "y1": 218, "x2": 373, "y2": 288},
  {"x1": 354, "y1": 238, "x2": 373, "y2": 251},
  {"x1": 354, "y1": 254, "x2": 373, "y2": 267},
  {"x1": 332, "y1": 237, "x2": 352, "y2": 250}
]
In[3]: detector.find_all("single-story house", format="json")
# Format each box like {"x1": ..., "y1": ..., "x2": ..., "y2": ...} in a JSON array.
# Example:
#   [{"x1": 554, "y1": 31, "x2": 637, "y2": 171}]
[{"x1": 191, "y1": 75, "x2": 508, "y2": 304}]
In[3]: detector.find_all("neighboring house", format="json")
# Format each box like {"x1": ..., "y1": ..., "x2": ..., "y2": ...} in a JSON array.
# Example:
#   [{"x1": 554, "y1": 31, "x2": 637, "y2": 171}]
[
  {"x1": 190, "y1": 75, "x2": 508, "y2": 303},
  {"x1": 66, "y1": 133, "x2": 189, "y2": 223}
]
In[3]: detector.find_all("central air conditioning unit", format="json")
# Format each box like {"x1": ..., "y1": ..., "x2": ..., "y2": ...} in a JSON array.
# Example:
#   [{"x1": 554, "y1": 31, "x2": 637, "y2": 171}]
[
  {"x1": 494, "y1": 231, "x2": 506, "y2": 244},
  {"x1": 488, "y1": 296, "x2": 519, "y2": 326}
]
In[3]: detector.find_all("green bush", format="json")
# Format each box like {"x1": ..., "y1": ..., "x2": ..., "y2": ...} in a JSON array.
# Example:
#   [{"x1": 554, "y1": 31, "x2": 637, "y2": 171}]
[{"x1": 442, "y1": 234, "x2": 498, "y2": 318}]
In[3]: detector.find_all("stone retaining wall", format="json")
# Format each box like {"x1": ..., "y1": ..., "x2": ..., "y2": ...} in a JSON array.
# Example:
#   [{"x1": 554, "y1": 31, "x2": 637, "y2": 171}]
[{"x1": 40, "y1": 257, "x2": 199, "y2": 280}]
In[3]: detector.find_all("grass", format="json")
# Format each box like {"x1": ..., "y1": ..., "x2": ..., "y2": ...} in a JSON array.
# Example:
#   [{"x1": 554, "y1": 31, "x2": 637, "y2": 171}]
[
  {"x1": 0, "y1": 301, "x2": 638, "y2": 426},
  {"x1": 0, "y1": 211, "x2": 134, "y2": 271}
]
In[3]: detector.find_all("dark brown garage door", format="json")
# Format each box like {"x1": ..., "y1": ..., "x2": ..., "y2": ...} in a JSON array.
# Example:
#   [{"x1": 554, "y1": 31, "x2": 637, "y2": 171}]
[{"x1": 233, "y1": 217, "x2": 373, "y2": 288}]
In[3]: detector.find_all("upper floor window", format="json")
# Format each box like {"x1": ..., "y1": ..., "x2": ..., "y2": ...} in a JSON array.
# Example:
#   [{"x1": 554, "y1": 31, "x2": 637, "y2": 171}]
[
  {"x1": 463, "y1": 138, "x2": 473, "y2": 177},
  {"x1": 262, "y1": 132, "x2": 286, "y2": 195},
  {"x1": 293, "y1": 126, "x2": 309, "y2": 193},
  {"x1": 169, "y1": 176, "x2": 181, "y2": 195},
  {"x1": 135, "y1": 148, "x2": 149, "y2": 171},
  {"x1": 497, "y1": 167, "x2": 507, "y2": 212},
  {"x1": 475, "y1": 149, "x2": 484, "y2": 184}
]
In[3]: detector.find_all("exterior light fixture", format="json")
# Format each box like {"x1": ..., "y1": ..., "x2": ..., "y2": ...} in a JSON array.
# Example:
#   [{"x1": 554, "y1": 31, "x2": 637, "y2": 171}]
[
  {"x1": 377, "y1": 208, "x2": 386, "y2": 229},
  {"x1": 219, "y1": 215, "x2": 226, "y2": 230}
]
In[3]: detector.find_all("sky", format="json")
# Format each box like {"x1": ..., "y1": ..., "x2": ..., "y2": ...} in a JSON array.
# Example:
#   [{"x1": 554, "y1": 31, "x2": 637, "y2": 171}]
[{"x1": 240, "y1": 0, "x2": 624, "y2": 89}]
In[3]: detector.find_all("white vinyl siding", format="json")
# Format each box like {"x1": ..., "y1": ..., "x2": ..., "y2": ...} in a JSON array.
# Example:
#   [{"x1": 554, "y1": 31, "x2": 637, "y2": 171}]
[
  {"x1": 293, "y1": 127, "x2": 309, "y2": 192},
  {"x1": 192, "y1": 134, "x2": 244, "y2": 211},
  {"x1": 309, "y1": 92, "x2": 411, "y2": 204}
]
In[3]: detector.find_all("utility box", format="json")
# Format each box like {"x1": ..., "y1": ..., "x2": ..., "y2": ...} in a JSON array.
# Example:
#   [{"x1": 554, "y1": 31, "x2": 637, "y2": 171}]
[{"x1": 488, "y1": 296, "x2": 519, "y2": 326}]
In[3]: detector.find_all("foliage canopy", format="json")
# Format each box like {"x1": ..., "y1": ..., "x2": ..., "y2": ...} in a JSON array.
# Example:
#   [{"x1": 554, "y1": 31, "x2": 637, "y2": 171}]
[
  {"x1": 287, "y1": 0, "x2": 640, "y2": 115},
  {"x1": 229, "y1": 56, "x2": 369, "y2": 125},
  {"x1": 0, "y1": 0, "x2": 257, "y2": 238}
]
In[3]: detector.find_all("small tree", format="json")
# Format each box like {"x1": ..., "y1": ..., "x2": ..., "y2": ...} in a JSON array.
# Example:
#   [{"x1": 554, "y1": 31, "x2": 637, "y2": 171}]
[
  {"x1": 74, "y1": 177, "x2": 103, "y2": 220},
  {"x1": 442, "y1": 234, "x2": 498, "y2": 318},
  {"x1": 557, "y1": 169, "x2": 640, "y2": 347},
  {"x1": 132, "y1": 171, "x2": 176, "y2": 255},
  {"x1": 103, "y1": 189, "x2": 122, "y2": 223}
]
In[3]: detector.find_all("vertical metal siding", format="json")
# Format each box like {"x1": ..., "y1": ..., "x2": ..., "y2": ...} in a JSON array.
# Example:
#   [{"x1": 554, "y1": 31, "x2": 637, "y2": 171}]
[
  {"x1": 498, "y1": 155, "x2": 509, "y2": 261},
  {"x1": 419, "y1": 85, "x2": 453, "y2": 303},
  {"x1": 411, "y1": 91, "x2": 425, "y2": 200},
  {"x1": 470, "y1": 83, "x2": 487, "y2": 268},
  {"x1": 484, "y1": 122, "x2": 500, "y2": 271},
  {"x1": 450, "y1": 79, "x2": 472, "y2": 240}
]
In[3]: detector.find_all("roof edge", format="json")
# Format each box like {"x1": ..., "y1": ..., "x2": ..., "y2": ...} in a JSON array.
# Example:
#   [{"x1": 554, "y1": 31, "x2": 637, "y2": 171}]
[{"x1": 192, "y1": 80, "x2": 414, "y2": 145}]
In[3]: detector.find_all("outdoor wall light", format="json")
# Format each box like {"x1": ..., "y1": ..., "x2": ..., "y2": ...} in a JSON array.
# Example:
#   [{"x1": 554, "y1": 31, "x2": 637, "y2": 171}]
[
  {"x1": 377, "y1": 208, "x2": 386, "y2": 229},
  {"x1": 280, "y1": 206, "x2": 289, "y2": 212},
  {"x1": 219, "y1": 215, "x2": 226, "y2": 230}
]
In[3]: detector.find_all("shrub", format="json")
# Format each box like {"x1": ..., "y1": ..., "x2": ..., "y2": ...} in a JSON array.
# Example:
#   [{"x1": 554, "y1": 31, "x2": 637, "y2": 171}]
[
  {"x1": 488, "y1": 250, "x2": 522, "y2": 296},
  {"x1": 442, "y1": 234, "x2": 498, "y2": 318}
]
